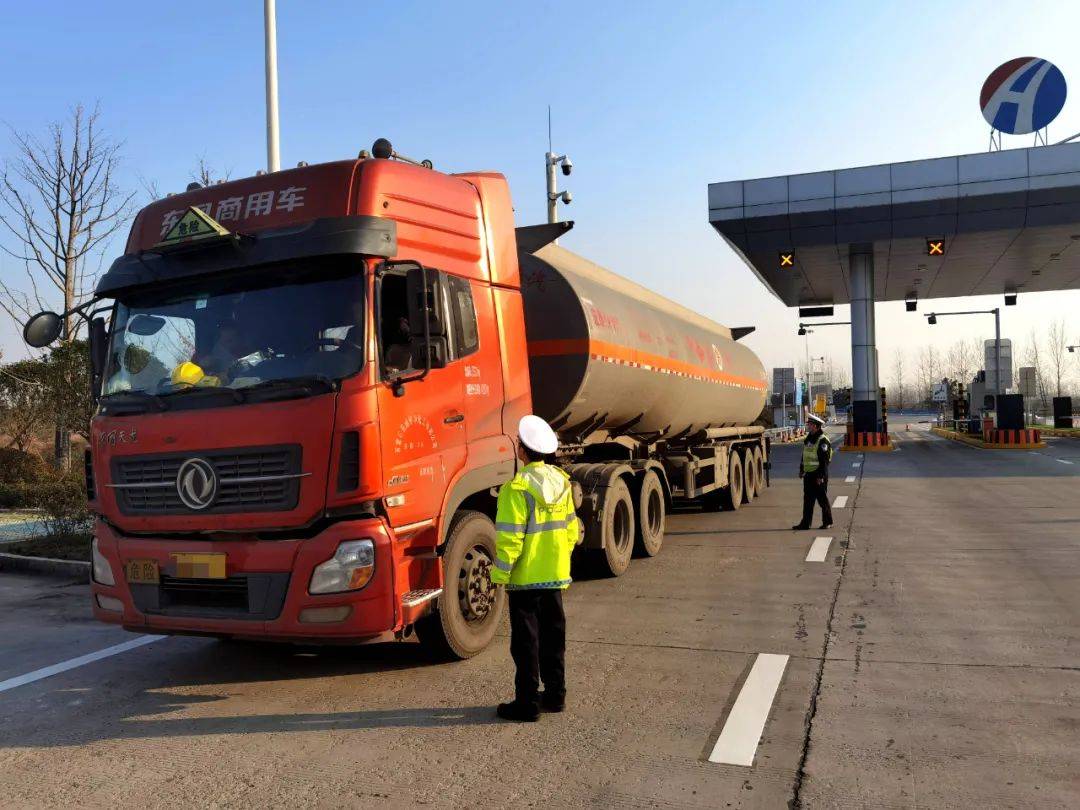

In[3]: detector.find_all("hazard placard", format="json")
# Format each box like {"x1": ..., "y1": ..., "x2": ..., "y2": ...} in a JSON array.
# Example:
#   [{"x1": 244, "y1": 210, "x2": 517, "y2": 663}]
[{"x1": 154, "y1": 206, "x2": 231, "y2": 249}]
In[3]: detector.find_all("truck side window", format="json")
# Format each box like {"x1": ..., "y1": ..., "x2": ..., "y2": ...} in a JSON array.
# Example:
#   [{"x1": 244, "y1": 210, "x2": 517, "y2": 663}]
[{"x1": 447, "y1": 275, "x2": 478, "y2": 358}]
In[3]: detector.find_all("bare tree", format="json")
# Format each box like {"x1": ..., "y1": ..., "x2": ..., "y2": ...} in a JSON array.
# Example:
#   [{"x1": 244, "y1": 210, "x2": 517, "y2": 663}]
[
  {"x1": 915, "y1": 345, "x2": 941, "y2": 408},
  {"x1": 890, "y1": 348, "x2": 907, "y2": 410},
  {"x1": 191, "y1": 155, "x2": 231, "y2": 188},
  {"x1": 0, "y1": 104, "x2": 134, "y2": 340},
  {"x1": 1045, "y1": 319, "x2": 1069, "y2": 398},
  {"x1": 946, "y1": 338, "x2": 980, "y2": 388},
  {"x1": 1022, "y1": 330, "x2": 1050, "y2": 416}
]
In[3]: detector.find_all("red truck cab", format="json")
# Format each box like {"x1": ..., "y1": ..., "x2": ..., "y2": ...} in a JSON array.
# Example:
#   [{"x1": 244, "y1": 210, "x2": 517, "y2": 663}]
[{"x1": 83, "y1": 150, "x2": 531, "y2": 657}]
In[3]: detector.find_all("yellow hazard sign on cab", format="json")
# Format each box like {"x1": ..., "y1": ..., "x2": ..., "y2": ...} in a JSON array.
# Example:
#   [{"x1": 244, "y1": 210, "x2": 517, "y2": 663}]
[{"x1": 154, "y1": 206, "x2": 231, "y2": 249}]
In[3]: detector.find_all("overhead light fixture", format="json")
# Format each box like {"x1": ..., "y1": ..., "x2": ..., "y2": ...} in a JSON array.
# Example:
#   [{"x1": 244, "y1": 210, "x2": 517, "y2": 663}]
[
  {"x1": 798, "y1": 326, "x2": 807, "y2": 336},
  {"x1": 927, "y1": 314, "x2": 938, "y2": 325}
]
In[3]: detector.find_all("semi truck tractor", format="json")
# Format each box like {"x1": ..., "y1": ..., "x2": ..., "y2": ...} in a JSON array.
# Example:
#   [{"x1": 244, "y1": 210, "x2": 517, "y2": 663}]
[{"x1": 24, "y1": 140, "x2": 769, "y2": 658}]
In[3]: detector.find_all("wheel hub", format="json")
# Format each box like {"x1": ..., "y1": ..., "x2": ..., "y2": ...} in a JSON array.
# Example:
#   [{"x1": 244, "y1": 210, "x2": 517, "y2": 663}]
[{"x1": 459, "y1": 547, "x2": 496, "y2": 621}]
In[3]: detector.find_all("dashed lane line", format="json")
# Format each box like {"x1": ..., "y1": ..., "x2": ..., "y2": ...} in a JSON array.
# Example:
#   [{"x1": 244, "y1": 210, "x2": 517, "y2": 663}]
[
  {"x1": 0, "y1": 635, "x2": 165, "y2": 694},
  {"x1": 844, "y1": 475, "x2": 856, "y2": 483},
  {"x1": 852, "y1": 462, "x2": 861, "y2": 468},
  {"x1": 832, "y1": 495, "x2": 849, "y2": 508},
  {"x1": 1056, "y1": 459, "x2": 1074, "y2": 465},
  {"x1": 805, "y1": 536, "x2": 833, "y2": 562},
  {"x1": 708, "y1": 653, "x2": 790, "y2": 766}
]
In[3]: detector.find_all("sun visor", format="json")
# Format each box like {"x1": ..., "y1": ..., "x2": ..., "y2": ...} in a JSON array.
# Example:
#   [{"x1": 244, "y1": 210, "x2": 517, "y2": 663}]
[{"x1": 97, "y1": 215, "x2": 396, "y2": 297}]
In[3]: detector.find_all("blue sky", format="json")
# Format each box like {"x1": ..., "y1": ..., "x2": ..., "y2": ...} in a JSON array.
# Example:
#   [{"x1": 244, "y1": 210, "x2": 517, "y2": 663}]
[{"x1": 1, "y1": 0, "x2": 1078, "y2": 388}]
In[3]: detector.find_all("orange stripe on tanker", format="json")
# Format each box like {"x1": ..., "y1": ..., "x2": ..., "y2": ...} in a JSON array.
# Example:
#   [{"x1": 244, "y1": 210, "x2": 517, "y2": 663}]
[{"x1": 527, "y1": 338, "x2": 768, "y2": 391}]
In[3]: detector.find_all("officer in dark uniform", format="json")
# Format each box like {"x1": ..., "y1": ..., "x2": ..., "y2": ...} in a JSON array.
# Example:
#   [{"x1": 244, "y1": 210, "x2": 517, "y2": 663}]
[{"x1": 792, "y1": 413, "x2": 833, "y2": 530}]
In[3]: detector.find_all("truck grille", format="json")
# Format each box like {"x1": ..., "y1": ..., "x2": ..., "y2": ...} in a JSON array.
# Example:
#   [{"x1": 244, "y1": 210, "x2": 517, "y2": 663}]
[
  {"x1": 111, "y1": 445, "x2": 304, "y2": 515},
  {"x1": 128, "y1": 572, "x2": 291, "y2": 620}
]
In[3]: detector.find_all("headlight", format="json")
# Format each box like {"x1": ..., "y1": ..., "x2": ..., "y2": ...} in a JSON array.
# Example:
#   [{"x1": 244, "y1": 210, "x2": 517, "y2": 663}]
[
  {"x1": 91, "y1": 538, "x2": 115, "y2": 586},
  {"x1": 309, "y1": 539, "x2": 375, "y2": 594}
]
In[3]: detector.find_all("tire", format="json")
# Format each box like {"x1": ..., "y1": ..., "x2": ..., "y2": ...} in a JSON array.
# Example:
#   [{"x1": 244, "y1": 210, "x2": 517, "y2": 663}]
[
  {"x1": 633, "y1": 470, "x2": 665, "y2": 557},
  {"x1": 742, "y1": 448, "x2": 756, "y2": 503},
  {"x1": 720, "y1": 449, "x2": 743, "y2": 511},
  {"x1": 594, "y1": 478, "x2": 635, "y2": 576},
  {"x1": 416, "y1": 510, "x2": 506, "y2": 660},
  {"x1": 752, "y1": 446, "x2": 766, "y2": 495}
]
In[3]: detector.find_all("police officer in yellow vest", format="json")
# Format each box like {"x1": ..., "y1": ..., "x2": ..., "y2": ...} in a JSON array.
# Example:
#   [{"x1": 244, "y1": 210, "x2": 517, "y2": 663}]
[
  {"x1": 792, "y1": 413, "x2": 834, "y2": 531},
  {"x1": 491, "y1": 415, "x2": 581, "y2": 722}
]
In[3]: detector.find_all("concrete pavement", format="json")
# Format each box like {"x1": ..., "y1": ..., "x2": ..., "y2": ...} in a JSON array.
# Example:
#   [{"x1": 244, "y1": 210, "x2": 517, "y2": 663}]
[{"x1": 0, "y1": 427, "x2": 1077, "y2": 807}]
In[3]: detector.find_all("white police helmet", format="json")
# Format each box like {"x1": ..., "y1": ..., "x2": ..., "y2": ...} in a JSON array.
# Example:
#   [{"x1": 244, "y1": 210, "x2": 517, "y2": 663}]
[
  {"x1": 807, "y1": 413, "x2": 826, "y2": 426},
  {"x1": 518, "y1": 414, "x2": 559, "y2": 455}
]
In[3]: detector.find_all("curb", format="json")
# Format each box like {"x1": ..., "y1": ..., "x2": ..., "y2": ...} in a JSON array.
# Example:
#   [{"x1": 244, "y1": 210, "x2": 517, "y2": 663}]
[
  {"x1": 0, "y1": 552, "x2": 90, "y2": 578},
  {"x1": 930, "y1": 426, "x2": 1046, "y2": 450}
]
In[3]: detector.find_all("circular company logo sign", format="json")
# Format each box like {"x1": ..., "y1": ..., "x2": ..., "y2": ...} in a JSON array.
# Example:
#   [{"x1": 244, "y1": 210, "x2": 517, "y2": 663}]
[
  {"x1": 981, "y1": 57, "x2": 1067, "y2": 135},
  {"x1": 176, "y1": 457, "x2": 218, "y2": 510}
]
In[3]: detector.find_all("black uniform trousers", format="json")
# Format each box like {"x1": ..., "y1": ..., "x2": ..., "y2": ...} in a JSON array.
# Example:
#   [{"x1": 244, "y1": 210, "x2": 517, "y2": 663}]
[
  {"x1": 508, "y1": 589, "x2": 566, "y2": 709},
  {"x1": 801, "y1": 472, "x2": 833, "y2": 527}
]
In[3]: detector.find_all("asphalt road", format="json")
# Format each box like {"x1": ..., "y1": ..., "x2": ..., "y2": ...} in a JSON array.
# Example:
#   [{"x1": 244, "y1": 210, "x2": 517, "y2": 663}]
[{"x1": 1, "y1": 427, "x2": 1077, "y2": 808}]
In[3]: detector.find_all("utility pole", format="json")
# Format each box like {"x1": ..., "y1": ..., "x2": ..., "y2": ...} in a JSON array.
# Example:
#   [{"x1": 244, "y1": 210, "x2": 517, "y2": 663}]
[
  {"x1": 545, "y1": 107, "x2": 572, "y2": 239},
  {"x1": 264, "y1": 0, "x2": 281, "y2": 172}
]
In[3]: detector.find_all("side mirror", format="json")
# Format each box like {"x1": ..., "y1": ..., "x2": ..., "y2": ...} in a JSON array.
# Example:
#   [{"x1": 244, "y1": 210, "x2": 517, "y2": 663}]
[
  {"x1": 23, "y1": 311, "x2": 63, "y2": 348},
  {"x1": 405, "y1": 266, "x2": 448, "y2": 338},
  {"x1": 89, "y1": 317, "x2": 108, "y2": 402}
]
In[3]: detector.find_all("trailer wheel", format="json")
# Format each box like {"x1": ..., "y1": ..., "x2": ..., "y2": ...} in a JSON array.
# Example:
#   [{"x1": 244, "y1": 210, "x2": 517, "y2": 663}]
[
  {"x1": 633, "y1": 470, "x2": 665, "y2": 557},
  {"x1": 416, "y1": 510, "x2": 505, "y2": 660},
  {"x1": 594, "y1": 478, "x2": 635, "y2": 576},
  {"x1": 751, "y1": 446, "x2": 766, "y2": 495},
  {"x1": 720, "y1": 449, "x2": 743, "y2": 511},
  {"x1": 742, "y1": 449, "x2": 756, "y2": 503}
]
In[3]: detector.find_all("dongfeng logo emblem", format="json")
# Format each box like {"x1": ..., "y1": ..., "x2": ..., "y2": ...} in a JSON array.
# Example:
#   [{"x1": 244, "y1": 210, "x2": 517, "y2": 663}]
[{"x1": 176, "y1": 458, "x2": 217, "y2": 510}]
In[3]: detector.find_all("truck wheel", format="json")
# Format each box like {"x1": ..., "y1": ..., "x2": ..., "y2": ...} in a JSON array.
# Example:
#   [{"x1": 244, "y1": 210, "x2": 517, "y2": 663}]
[
  {"x1": 633, "y1": 470, "x2": 665, "y2": 557},
  {"x1": 595, "y1": 478, "x2": 635, "y2": 576},
  {"x1": 752, "y1": 446, "x2": 766, "y2": 495},
  {"x1": 416, "y1": 510, "x2": 505, "y2": 660},
  {"x1": 742, "y1": 449, "x2": 756, "y2": 503},
  {"x1": 720, "y1": 449, "x2": 743, "y2": 511}
]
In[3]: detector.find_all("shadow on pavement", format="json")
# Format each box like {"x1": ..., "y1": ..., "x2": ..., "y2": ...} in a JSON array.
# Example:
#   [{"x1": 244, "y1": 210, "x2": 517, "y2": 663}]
[{"x1": 5, "y1": 638, "x2": 501, "y2": 747}]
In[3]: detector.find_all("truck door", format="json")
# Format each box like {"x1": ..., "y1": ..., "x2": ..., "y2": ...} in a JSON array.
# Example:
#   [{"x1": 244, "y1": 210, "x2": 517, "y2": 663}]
[{"x1": 375, "y1": 264, "x2": 466, "y2": 533}]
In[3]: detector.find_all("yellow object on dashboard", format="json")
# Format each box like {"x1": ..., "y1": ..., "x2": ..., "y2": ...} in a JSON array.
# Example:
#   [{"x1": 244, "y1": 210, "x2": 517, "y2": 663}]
[{"x1": 171, "y1": 361, "x2": 205, "y2": 387}]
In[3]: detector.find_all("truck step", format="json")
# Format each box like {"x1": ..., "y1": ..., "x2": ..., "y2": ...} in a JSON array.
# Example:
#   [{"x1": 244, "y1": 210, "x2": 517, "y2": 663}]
[{"x1": 402, "y1": 588, "x2": 443, "y2": 608}]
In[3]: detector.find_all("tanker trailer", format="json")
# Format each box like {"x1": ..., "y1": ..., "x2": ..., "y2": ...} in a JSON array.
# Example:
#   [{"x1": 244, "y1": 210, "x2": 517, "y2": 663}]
[{"x1": 516, "y1": 225, "x2": 770, "y2": 576}]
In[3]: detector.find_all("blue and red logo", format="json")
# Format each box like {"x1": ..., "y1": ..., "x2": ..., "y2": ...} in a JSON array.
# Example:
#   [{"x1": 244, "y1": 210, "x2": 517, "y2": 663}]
[{"x1": 980, "y1": 57, "x2": 1067, "y2": 135}]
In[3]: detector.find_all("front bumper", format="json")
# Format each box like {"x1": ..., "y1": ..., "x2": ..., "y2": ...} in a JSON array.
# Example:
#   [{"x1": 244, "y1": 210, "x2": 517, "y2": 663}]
[{"x1": 90, "y1": 518, "x2": 398, "y2": 642}]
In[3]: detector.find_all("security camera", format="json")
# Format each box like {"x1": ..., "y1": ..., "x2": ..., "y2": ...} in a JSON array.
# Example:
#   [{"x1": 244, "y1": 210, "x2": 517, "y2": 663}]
[
  {"x1": 560, "y1": 190, "x2": 573, "y2": 204},
  {"x1": 561, "y1": 156, "x2": 573, "y2": 176}
]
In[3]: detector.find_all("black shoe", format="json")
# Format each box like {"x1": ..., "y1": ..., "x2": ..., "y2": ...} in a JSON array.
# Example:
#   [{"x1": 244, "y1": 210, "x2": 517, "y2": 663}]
[
  {"x1": 820, "y1": 523, "x2": 833, "y2": 530},
  {"x1": 539, "y1": 692, "x2": 565, "y2": 713},
  {"x1": 496, "y1": 701, "x2": 540, "y2": 722},
  {"x1": 791, "y1": 523, "x2": 810, "y2": 531}
]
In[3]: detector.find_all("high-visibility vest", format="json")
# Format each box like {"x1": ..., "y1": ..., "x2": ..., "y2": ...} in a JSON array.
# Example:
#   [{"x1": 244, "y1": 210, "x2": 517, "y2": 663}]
[
  {"x1": 491, "y1": 462, "x2": 581, "y2": 590},
  {"x1": 802, "y1": 432, "x2": 832, "y2": 473}
]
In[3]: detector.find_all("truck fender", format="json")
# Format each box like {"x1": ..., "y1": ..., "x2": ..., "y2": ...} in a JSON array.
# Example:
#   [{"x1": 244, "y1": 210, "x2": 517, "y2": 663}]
[
  {"x1": 565, "y1": 462, "x2": 635, "y2": 550},
  {"x1": 438, "y1": 458, "x2": 516, "y2": 549}
]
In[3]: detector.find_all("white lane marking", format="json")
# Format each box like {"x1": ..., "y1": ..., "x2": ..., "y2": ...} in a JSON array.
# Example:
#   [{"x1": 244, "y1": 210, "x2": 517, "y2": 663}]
[
  {"x1": 805, "y1": 536, "x2": 833, "y2": 562},
  {"x1": 708, "y1": 653, "x2": 789, "y2": 766},
  {"x1": 845, "y1": 475, "x2": 856, "y2": 483},
  {"x1": 832, "y1": 495, "x2": 849, "y2": 508},
  {"x1": 0, "y1": 635, "x2": 164, "y2": 694},
  {"x1": 852, "y1": 462, "x2": 861, "y2": 467},
  {"x1": 1056, "y1": 459, "x2": 1074, "y2": 465}
]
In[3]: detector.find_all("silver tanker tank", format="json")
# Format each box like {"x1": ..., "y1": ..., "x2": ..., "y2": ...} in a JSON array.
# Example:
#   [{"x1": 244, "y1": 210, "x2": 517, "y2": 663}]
[{"x1": 520, "y1": 243, "x2": 768, "y2": 440}]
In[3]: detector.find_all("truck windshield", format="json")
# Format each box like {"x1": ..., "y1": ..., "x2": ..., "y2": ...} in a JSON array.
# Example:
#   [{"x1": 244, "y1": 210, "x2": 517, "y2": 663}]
[{"x1": 102, "y1": 258, "x2": 364, "y2": 400}]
